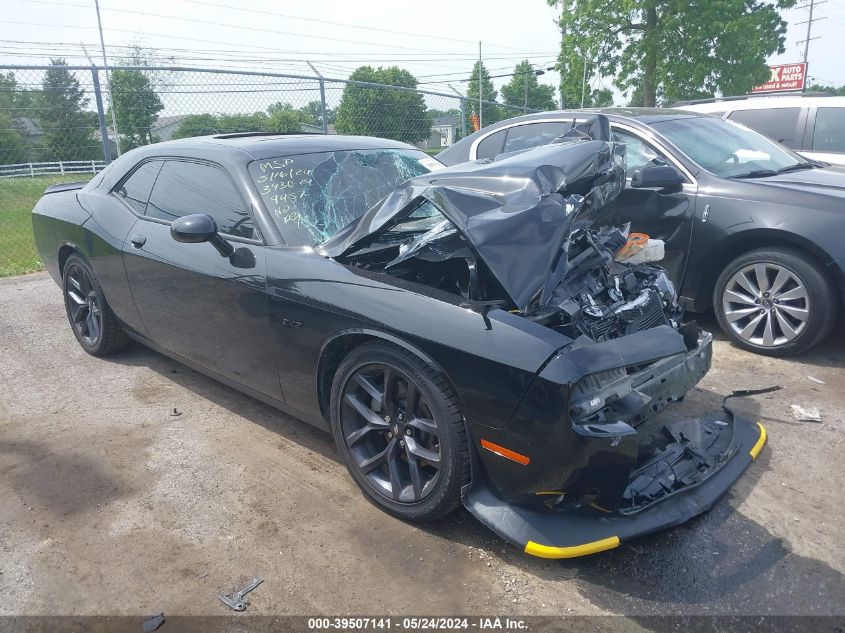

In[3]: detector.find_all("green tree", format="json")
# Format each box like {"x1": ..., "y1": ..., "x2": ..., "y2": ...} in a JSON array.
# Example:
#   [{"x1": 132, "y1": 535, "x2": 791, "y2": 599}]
[
  {"x1": 299, "y1": 100, "x2": 336, "y2": 126},
  {"x1": 171, "y1": 112, "x2": 273, "y2": 139},
  {"x1": 807, "y1": 83, "x2": 845, "y2": 96},
  {"x1": 108, "y1": 68, "x2": 164, "y2": 149},
  {"x1": 171, "y1": 114, "x2": 220, "y2": 138},
  {"x1": 267, "y1": 102, "x2": 319, "y2": 132},
  {"x1": 500, "y1": 60, "x2": 556, "y2": 112},
  {"x1": 36, "y1": 59, "x2": 98, "y2": 161},
  {"x1": 548, "y1": 0, "x2": 795, "y2": 107},
  {"x1": 557, "y1": 51, "x2": 616, "y2": 108},
  {"x1": 465, "y1": 61, "x2": 500, "y2": 129},
  {"x1": 335, "y1": 66, "x2": 431, "y2": 143},
  {"x1": 0, "y1": 113, "x2": 27, "y2": 164}
]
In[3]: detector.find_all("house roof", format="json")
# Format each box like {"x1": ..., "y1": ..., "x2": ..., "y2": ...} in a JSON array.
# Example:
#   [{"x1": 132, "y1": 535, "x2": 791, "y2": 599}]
[
  {"x1": 11, "y1": 117, "x2": 41, "y2": 136},
  {"x1": 152, "y1": 115, "x2": 189, "y2": 130},
  {"x1": 432, "y1": 115, "x2": 460, "y2": 127}
]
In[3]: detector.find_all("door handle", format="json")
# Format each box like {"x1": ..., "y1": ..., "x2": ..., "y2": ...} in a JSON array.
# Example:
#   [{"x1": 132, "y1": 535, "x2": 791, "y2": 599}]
[{"x1": 130, "y1": 234, "x2": 147, "y2": 248}]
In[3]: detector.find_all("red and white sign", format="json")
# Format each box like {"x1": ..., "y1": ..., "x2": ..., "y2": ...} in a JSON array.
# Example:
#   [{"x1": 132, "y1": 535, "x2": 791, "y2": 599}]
[{"x1": 751, "y1": 63, "x2": 808, "y2": 93}]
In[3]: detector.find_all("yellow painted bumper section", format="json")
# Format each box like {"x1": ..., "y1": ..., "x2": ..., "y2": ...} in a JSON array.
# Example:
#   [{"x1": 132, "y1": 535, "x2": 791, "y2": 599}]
[
  {"x1": 749, "y1": 422, "x2": 767, "y2": 461},
  {"x1": 524, "y1": 535, "x2": 620, "y2": 559}
]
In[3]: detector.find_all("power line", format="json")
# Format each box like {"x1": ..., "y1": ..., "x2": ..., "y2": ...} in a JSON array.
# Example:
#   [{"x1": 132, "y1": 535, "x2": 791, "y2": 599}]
[
  {"x1": 15, "y1": 0, "x2": 493, "y2": 57},
  {"x1": 169, "y1": 0, "x2": 528, "y2": 52}
]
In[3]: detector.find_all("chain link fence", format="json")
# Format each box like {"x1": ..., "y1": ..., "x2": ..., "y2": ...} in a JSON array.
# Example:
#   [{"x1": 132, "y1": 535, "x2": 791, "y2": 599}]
[{"x1": 0, "y1": 64, "x2": 536, "y2": 276}]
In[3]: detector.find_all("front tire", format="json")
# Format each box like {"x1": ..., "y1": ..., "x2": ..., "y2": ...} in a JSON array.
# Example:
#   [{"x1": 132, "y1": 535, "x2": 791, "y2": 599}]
[
  {"x1": 62, "y1": 254, "x2": 131, "y2": 356},
  {"x1": 329, "y1": 341, "x2": 469, "y2": 522},
  {"x1": 713, "y1": 248, "x2": 838, "y2": 356}
]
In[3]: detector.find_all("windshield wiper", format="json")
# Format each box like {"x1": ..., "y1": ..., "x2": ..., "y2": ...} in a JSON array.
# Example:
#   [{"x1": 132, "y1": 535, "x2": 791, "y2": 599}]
[
  {"x1": 731, "y1": 169, "x2": 778, "y2": 179},
  {"x1": 775, "y1": 162, "x2": 816, "y2": 174},
  {"x1": 731, "y1": 162, "x2": 815, "y2": 179}
]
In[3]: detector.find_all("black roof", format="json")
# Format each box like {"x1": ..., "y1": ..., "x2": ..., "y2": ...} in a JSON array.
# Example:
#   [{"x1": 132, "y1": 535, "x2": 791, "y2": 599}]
[{"x1": 131, "y1": 133, "x2": 416, "y2": 161}]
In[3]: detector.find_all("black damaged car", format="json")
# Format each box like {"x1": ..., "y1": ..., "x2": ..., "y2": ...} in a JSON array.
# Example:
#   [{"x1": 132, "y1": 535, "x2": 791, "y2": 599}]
[{"x1": 31, "y1": 117, "x2": 766, "y2": 558}]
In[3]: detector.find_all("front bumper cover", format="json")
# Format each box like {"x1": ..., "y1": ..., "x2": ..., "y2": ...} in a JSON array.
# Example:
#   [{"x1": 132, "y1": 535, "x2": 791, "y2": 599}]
[{"x1": 462, "y1": 412, "x2": 766, "y2": 558}]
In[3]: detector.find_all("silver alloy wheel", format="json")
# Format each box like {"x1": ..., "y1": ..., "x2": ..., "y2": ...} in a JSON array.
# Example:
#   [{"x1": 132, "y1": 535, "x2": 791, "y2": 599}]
[{"x1": 722, "y1": 262, "x2": 810, "y2": 348}]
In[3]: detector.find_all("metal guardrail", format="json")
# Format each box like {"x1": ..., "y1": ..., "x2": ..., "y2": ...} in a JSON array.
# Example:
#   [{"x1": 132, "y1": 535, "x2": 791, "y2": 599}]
[{"x1": 0, "y1": 160, "x2": 107, "y2": 178}]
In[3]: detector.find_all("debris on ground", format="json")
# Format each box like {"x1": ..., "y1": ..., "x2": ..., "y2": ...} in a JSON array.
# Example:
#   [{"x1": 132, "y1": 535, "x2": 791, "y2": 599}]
[
  {"x1": 170, "y1": 408, "x2": 182, "y2": 417},
  {"x1": 791, "y1": 404, "x2": 822, "y2": 422},
  {"x1": 807, "y1": 376, "x2": 826, "y2": 385},
  {"x1": 142, "y1": 613, "x2": 165, "y2": 632},
  {"x1": 218, "y1": 576, "x2": 263, "y2": 611}
]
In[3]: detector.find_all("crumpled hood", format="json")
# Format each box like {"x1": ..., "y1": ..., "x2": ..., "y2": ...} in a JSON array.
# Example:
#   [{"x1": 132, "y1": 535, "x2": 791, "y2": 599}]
[{"x1": 319, "y1": 137, "x2": 625, "y2": 309}]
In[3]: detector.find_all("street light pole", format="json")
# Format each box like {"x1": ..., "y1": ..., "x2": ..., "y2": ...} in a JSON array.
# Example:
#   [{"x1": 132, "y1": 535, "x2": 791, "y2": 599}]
[{"x1": 478, "y1": 41, "x2": 483, "y2": 129}]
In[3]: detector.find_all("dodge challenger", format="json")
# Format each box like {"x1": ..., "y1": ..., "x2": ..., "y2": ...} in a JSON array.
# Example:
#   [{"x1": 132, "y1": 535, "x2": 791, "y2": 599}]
[{"x1": 31, "y1": 117, "x2": 766, "y2": 558}]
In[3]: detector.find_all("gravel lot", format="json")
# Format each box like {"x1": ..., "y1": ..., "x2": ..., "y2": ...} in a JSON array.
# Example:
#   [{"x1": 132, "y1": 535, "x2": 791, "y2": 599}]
[{"x1": 1, "y1": 272, "x2": 843, "y2": 619}]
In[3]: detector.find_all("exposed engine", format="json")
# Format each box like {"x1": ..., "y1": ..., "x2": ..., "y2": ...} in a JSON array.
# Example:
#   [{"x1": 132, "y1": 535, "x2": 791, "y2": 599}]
[
  {"x1": 524, "y1": 226, "x2": 681, "y2": 341},
  {"x1": 341, "y1": 219, "x2": 681, "y2": 345}
]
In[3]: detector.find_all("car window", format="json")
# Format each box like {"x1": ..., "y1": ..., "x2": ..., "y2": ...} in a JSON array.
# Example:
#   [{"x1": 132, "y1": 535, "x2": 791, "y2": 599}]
[
  {"x1": 611, "y1": 129, "x2": 669, "y2": 176},
  {"x1": 146, "y1": 160, "x2": 255, "y2": 239},
  {"x1": 115, "y1": 160, "x2": 163, "y2": 215},
  {"x1": 503, "y1": 121, "x2": 571, "y2": 154},
  {"x1": 650, "y1": 116, "x2": 807, "y2": 178},
  {"x1": 812, "y1": 107, "x2": 845, "y2": 153},
  {"x1": 248, "y1": 148, "x2": 437, "y2": 246},
  {"x1": 727, "y1": 108, "x2": 801, "y2": 148},
  {"x1": 475, "y1": 129, "x2": 506, "y2": 160}
]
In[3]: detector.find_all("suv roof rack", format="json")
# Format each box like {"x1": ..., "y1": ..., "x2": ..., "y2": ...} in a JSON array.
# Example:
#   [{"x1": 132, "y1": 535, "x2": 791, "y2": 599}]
[
  {"x1": 212, "y1": 131, "x2": 323, "y2": 139},
  {"x1": 672, "y1": 91, "x2": 832, "y2": 107}
]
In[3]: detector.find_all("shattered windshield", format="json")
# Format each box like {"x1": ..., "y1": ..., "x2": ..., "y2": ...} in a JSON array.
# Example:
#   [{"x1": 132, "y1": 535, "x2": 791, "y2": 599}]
[{"x1": 249, "y1": 148, "x2": 441, "y2": 246}]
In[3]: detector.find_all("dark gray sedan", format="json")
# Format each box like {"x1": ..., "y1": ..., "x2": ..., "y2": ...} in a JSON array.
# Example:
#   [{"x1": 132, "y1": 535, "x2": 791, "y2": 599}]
[{"x1": 439, "y1": 109, "x2": 845, "y2": 356}]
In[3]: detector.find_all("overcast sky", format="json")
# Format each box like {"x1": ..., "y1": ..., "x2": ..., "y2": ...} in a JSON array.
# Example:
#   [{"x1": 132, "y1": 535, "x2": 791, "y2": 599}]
[{"x1": 2, "y1": 0, "x2": 843, "y2": 107}]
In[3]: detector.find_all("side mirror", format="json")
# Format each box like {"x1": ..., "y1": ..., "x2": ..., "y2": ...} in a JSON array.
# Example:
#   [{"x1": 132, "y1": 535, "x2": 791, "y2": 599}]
[
  {"x1": 170, "y1": 213, "x2": 234, "y2": 258},
  {"x1": 630, "y1": 165, "x2": 684, "y2": 191}
]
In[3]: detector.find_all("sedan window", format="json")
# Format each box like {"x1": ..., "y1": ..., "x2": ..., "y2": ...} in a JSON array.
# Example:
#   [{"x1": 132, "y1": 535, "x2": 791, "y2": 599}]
[
  {"x1": 475, "y1": 129, "x2": 506, "y2": 160},
  {"x1": 502, "y1": 122, "x2": 572, "y2": 154},
  {"x1": 146, "y1": 161, "x2": 255, "y2": 239},
  {"x1": 611, "y1": 129, "x2": 669, "y2": 176},
  {"x1": 812, "y1": 107, "x2": 845, "y2": 153},
  {"x1": 114, "y1": 160, "x2": 163, "y2": 215}
]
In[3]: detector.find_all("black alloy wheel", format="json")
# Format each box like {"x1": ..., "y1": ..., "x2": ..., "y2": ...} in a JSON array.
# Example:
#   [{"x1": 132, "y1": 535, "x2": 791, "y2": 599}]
[
  {"x1": 330, "y1": 342, "x2": 469, "y2": 521},
  {"x1": 62, "y1": 254, "x2": 130, "y2": 356},
  {"x1": 64, "y1": 261, "x2": 102, "y2": 348}
]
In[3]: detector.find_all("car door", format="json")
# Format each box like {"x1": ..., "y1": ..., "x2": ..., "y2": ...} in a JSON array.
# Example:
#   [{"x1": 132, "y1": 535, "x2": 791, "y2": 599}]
[
  {"x1": 121, "y1": 158, "x2": 283, "y2": 401},
  {"x1": 591, "y1": 126, "x2": 698, "y2": 288}
]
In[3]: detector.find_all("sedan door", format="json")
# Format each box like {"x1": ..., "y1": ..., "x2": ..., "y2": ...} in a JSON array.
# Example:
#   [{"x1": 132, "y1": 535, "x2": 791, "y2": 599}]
[
  {"x1": 121, "y1": 158, "x2": 283, "y2": 401},
  {"x1": 592, "y1": 126, "x2": 699, "y2": 289}
]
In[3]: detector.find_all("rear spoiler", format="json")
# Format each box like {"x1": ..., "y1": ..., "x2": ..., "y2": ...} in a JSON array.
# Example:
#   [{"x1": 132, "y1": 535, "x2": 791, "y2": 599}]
[{"x1": 43, "y1": 182, "x2": 87, "y2": 195}]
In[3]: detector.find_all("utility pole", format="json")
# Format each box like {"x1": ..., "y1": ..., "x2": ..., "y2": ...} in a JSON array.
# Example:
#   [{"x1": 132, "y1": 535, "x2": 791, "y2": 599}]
[
  {"x1": 478, "y1": 41, "x2": 483, "y2": 129},
  {"x1": 796, "y1": 0, "x2": 826, "y2": 65},
  {"x1": 580, "y1": 51, "x2": 588, "y2": 108},
  {"x1": 524, "y1": 66, "x2": 529, "y2": 110},
  {"x1": 94, "y1": 0, "x2": 120, "y2": 155}
]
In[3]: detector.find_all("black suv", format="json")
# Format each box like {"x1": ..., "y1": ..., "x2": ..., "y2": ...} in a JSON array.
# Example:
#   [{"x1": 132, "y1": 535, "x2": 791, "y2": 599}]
[{"x1": 438, "y1": 109, "x2": 845, "y2": 356}]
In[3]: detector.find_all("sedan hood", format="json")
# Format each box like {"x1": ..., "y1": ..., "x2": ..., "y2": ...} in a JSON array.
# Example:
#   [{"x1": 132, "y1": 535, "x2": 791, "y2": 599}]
[
  {"x1": 745, "y1": 164, "x2": 845, "y2": 202},
  {"x1": 319, "y1": 135, "x2": 625, "y2": 310}
]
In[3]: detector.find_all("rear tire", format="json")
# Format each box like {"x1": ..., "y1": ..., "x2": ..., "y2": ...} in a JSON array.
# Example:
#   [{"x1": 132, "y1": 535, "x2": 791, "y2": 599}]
[
  {"x1": 329, "y1": 341, "x2": 469, "y2": 522},
  {"x1": 713, "y1": 247, "x2": 838, "y2": 356},
  {"x1": 62, "y1": 254, "x2": 131, "y2": 356}
]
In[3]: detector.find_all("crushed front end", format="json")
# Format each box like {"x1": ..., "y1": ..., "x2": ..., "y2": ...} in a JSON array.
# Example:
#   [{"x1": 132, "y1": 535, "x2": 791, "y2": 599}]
[
  {"x1": 462, "y1": 321, "x2": 766, "y2": 558},
  {"x1": 323, "y1": 115, "x2": 766, "y2": 556}
]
